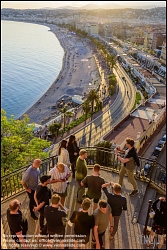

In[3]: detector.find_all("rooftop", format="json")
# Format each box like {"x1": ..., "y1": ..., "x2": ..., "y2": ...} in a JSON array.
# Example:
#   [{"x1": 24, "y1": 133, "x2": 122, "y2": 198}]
[
  {"x1": 104, "y1": 96, "x2": 165, "y2": 145},
  {"x1": 105, "y1": 116, "x2": 149, "y2": 144}
]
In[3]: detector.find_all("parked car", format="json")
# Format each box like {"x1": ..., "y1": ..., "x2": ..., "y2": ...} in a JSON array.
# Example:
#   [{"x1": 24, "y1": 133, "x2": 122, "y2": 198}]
[
  {"x1": 141, "y1": 163, "x2": 151, "y2": 177},
  {"x1": 152, "y1": 148, "x2": 161, "y2": 157},
  {"x1": 157, "y1": 172, "x2": 166, "y2": 184},
  {"x1": 162, "y1": 134, "x2": 166, "y2": 138},
  {"x1": 158, "y1": 139, "x2": 165, "y2": 148},
  {"x1": 159, "y1": 134, "x2": 166, "y2": 143},
  {"x1": 157, "y1": 142, "x2": 164, "y2": 150},
  {"x1": 155, "y1": 146, "x2": 163, "y2": 152},
  {"x1": 162, "y1": 174, "x2": 166, "y2": 184},
  {"x1": 150, "y1": 155, "x2": 157, "y2": 161}
]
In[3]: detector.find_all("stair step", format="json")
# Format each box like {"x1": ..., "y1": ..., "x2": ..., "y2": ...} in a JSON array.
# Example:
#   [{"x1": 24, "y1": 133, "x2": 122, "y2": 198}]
[{"x1": 131, "y1": 182, "x2": 148, "y2": 225}]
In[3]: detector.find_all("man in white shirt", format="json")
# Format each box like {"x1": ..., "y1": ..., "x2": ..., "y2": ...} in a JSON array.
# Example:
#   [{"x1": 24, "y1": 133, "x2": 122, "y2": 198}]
[{"x1": 49, "y1": 163, "x2": 71, "y2": 206}]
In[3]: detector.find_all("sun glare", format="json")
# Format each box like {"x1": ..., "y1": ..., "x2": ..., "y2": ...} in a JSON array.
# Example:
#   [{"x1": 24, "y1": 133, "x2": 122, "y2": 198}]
[{"x1": 1, "y1": 1, "x2": 165, "y2": 9}]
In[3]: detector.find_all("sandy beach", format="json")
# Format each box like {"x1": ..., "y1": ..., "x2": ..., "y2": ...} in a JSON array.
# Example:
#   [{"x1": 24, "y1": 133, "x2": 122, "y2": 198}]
[{"x1": 19, "y1": 23, "x2": 101, "y2": 124}]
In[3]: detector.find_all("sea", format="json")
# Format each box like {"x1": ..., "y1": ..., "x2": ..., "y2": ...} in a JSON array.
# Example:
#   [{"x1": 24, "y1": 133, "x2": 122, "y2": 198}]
[{"x1": 1, "y1": 20, "x2": 64, "y2": 119}]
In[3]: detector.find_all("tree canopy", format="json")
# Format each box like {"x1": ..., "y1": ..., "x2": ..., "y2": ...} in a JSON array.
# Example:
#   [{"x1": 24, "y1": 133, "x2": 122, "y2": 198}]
[
  {"x1": 82, "y1": 101, "x2": 91, "y2": 119},
  {"x1": 48, "y1": 122, "x2": 62, "y2": 140},
  {"x1": 1, "y1": 109, "x2": 51, "y2": 175},
  {"x1": 58, "y1": 105, "x2": 74, "y2": 130},
  {"x1": 87, "y1": 89, "x2": 100, "y2": 113}
]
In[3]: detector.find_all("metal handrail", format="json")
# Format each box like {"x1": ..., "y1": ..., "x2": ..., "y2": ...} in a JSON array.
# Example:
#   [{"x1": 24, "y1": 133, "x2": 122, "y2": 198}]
[
  {"x1": 1, "y1": 147, "x2": 166, "y2": 202},
  {"x1": 143, "y1": 200, "x2": 153, "y2": 235}
]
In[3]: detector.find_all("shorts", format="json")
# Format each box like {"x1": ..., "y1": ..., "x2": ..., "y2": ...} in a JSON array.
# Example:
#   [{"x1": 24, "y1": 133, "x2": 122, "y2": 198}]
[
  {"x1": 53, "y1": 188, "x2": 67, "y2": 197},
  {"x1": 74, "y1": 234, "x2": 90, "y2": 244},
  {"x1": 86, "y1": 194, "x2": 100, "y2": 204},
  {"x1": 48, "y1": 228, "x2": 65, "y2": 240}
]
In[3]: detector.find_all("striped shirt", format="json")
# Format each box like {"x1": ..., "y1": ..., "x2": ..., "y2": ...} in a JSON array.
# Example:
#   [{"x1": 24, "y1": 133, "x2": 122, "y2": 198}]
[{"x1": 49, "y1": 165, "x2": 70, "y2": 193}]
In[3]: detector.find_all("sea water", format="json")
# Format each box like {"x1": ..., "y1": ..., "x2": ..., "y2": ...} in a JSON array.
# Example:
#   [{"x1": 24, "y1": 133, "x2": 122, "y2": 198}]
[{"x1": 1, "y1": 20, "x2": 64, "y2": 118}]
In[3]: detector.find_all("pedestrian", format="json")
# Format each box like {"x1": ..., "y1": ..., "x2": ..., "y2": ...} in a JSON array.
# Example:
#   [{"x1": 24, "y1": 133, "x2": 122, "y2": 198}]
[
  {"x1": 49, "y1": 163, "x2": 71, "y2": 206},
  {"x1": 81, "y1": 164, "x2": 105, "y2": 211},
  {"x1": 114, "y1": 138, "x2": 140, "y2": 196},
  {"x1": 67, "y1": 135, "x2": 80, "y2": 178},
  {"x1": 7, "y1": 199, "x2": 29, "y2": 249},
  {"x1": 102, "y1": 182, "x2": 127, "y2": 239},
  {"x1": 92, "y1": 199, "x2": 113, "y2": 249},
  {"x1": 147, "y1": 197, "x2": 166, "y2": 249},
  {"x1": 33, "y1": 175, "x2": 51, "y2": 233},
  {"x1": 58, "y1": 139, "x2": 71, "y2": 168},
  {"x1": 69, "y1": 198, "x2": 95, "y2": 249},
  {"x1": 75, "y1": 149, "x2": 88, "y2": 204},
  {"x1": 44, "y1": 194, "x2": 67, "y2": 249},
  {"x1": 21, "y1": 159, "x2": 42, "y2": 220}
]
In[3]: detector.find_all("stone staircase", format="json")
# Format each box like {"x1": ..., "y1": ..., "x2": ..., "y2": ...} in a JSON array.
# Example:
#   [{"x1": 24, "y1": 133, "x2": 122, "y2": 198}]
[{"x1": 1, "y1": 169, "x2": 166, "y2": 249}]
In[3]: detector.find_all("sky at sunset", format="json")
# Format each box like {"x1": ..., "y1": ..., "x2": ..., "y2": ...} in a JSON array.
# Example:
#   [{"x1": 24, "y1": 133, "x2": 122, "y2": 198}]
[{"x1": 1, "y1": 1, "x2": 166, "y2": 9}]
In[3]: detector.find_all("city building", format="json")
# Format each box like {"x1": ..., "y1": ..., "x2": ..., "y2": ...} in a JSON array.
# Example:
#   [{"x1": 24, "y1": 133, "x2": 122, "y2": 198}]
[
  {"x1": 86, "y1": 23, "x2": 99, "y2": 37},
  {"x1": 160, "y1": 41, "x2": 166, "y2": 66},
  {"x1": 104, "y1": 96, "x2": 166, "y2": 153}
]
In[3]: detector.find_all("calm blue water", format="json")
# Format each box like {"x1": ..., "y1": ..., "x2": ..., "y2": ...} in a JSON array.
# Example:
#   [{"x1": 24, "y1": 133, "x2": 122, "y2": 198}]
[{"x1": 1, "y1": 20, "x2": 64, "y2": 118}]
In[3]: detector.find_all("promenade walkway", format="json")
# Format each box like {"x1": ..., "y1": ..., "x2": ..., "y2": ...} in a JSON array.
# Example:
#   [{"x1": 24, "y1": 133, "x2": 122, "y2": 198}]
[{"x1": 2, "y1": 168, "x2": 165, "y2": 249}]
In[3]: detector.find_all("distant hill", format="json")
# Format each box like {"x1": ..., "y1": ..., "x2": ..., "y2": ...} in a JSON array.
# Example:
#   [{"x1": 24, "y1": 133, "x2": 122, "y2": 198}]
[
  {"x1": 40, "y1": 6, "x2": 78, "y2": 10},
  {"x1": 13, "y1": 2, "x2": 167, "y2": 11},
  {"x1": 80, "y1": 3, "x2": 122, "y2": 10},
  {"x1": 79, "y1": 2, "x2": 166, "y2": 10},
  {"x1": 56, "y1": 6, "x2": 79, "y2": 9},
  {"x1": 122, "y1": 1, "x2": 166, "y2": 9}
]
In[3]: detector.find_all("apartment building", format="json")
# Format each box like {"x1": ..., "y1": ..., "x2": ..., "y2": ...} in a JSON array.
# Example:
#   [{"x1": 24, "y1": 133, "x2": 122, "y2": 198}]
[
  {"x1": 160, "y1": 41, "x2": 166, "y2": 66},
  {"x1": 144, "y1": 31, "x2": 166, "y2": 50},
  {"x1": 86, "y1": 23, "x2": 99, "y2": 36},
  {"x1": 130, "y1": 37, "x2": 144, "y2": 45},
  {"x1": 75, "y1": 22, "x2": 84, "y2": 30}
]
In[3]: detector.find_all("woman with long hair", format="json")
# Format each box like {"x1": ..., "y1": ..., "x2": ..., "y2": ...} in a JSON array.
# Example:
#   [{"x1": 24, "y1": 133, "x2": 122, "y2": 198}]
[
  {"x1": 58, "y1": 140, "x2": 70, "y2": 168},
  {"x1": 67, "y1": 135, "x2": 80, "y2": 178},
  {"x1": 147, "y1": 197, "x2": 166, "y2": 249}
]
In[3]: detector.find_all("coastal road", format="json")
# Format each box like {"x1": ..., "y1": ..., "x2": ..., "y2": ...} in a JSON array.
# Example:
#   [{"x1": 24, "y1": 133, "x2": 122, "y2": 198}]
[
  {"x1": 75, "y1": 64, "x2": 136, "y2": 147},
  {"x1": 52, "y1": 63, "x2": 137, "y2": 154}
]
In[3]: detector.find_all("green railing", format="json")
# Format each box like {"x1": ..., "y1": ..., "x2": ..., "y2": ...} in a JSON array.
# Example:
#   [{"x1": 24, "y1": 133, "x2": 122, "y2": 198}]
[{"x1": 1, "y1": 147, "x2": 166, "y2": 202}]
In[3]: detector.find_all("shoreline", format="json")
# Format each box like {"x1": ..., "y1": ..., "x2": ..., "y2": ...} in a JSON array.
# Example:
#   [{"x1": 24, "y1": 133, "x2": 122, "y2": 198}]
[{"x1": 16, "y1": 21, "x2": 101, "y2": 124}]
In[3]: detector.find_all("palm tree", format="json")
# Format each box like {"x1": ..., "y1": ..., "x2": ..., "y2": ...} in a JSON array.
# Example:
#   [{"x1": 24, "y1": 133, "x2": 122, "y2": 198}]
[
  {"x1": 48, "y1": 122, "x2": 62, "y2": 141},
  {"x1": 82, "y1": 101, "x2": 91, "y2": 119},
  {"x1": 108, "y1": 85, "x2": 115, "y2": 96},
  {"x1": 58, "y1": 105, "x2": 74, "y2": 130},
  {"x1": 109, "y1": 55, "x2": 117, "y2": 70},
  {"x1": 95, "y1": 100, "x2": 103, "y2": 111},
  {"x1": 108, "y1": 74, "x2": 117, "y2": 87},
  {"x1": 87, "y1": 89, "x2": 100, "y2": 114}
]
